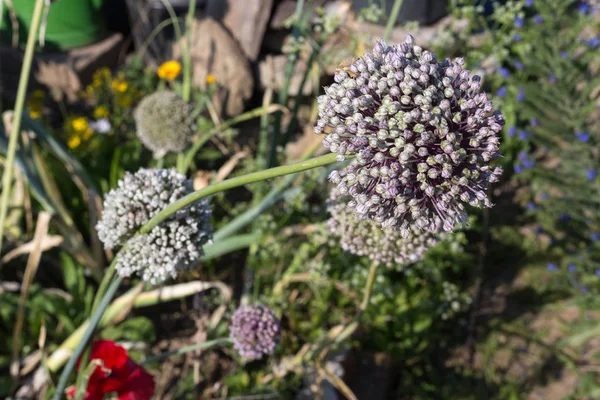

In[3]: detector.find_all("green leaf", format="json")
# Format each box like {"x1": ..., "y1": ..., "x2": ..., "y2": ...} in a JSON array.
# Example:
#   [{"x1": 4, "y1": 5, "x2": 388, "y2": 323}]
[{"x1": 101, "y1": 316, "x2": 156, "y2": 343}]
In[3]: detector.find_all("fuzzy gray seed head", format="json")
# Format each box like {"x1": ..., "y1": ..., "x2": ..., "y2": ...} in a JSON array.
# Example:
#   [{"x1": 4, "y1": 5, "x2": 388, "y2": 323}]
[
  {"x1": 134, "y1": 91, "x2": 195, "y2": 157},
  {"x1": 96, "y1": 168, "x2": 212, "y2": 283}
]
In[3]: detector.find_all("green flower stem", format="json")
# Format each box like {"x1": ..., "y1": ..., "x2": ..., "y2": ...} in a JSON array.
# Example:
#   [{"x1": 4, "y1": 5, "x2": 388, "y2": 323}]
[
  {"x1": 53, "y1": 275, "x2": 123, "y2": 400},
  {"x1": 383, "y1": 0, "x2": 404, "y2": 42},
  {"x1": 0, "y1": 0, "x2": 45, "y2": 255},
  {"x1": 182, "y1": 0, "x2": 197, "y2": 102},
  {"x1": 73, "y1": 259, "x2": 118, "y2": 392},
  {"x1": 141, "y1": 338, "x2": 232, "y2": 366},
  {"x1": 358, "y1": 262, "x2": 380, "y2": 314},
  {"x1": 143, "y1": 152, "x2": 340, "y2": 235}
]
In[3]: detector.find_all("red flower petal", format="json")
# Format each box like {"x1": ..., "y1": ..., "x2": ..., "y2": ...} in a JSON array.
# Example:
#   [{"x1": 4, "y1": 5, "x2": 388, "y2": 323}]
[
  {"x1": 117, "y1": 364, "x2": 156, "y2": 400},
  {"x1": 90, "y1": 340, "x2": 129, "y2": 372}
]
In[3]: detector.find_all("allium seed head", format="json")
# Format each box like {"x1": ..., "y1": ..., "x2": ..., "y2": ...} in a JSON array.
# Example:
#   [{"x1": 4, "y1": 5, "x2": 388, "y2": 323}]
[
  {"x1": 96, "y1": 169, "x2": 212, "y2": 283},
  {"x1": 327, "y1": 189, "x2": 440, "y2": 266},
  {"x1": 317, "y1": 36, "x2": 503, "y2": 234},
  {"x1": 229, "y1": 305, "x2": 281, "y2": 361},
  {"x1": 134, "y1": 91, "x2": 195, "y2": 158}
]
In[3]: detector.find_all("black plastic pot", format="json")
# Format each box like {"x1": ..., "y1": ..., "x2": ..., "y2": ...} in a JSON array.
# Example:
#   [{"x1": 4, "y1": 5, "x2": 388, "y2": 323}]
[{"x1": 352, "y1": 0, "x2": 449, "y2": 26}]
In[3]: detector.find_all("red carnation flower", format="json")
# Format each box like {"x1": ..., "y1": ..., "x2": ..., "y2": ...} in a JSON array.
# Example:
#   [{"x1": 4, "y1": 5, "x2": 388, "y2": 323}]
[{"x1": 66, "y1": 340, "x2": 155, "y2": 400}]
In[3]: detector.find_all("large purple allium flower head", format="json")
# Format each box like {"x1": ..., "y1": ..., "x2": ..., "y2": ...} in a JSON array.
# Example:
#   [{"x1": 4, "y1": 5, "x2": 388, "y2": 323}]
[
  {"x1": 327, "y1": 191, "x2": 440, "y2": 267},
  {"x1": 229, "y1": 305, "x2": 281, "y2": 361},
  {"x1": 316, "y1": 36, "x2": 503, "y2": 236}
]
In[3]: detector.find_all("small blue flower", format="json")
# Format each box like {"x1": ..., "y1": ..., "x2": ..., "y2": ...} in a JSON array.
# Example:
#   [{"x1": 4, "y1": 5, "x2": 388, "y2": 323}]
[
  {"x1": 547, "y1": 263, "x2": 558, "y2": 271},
  {"x1": 525, "y1": 0, "x2": 533, "y2": 6},
  {"x1": 535, "y1": 226, "x2": 543, "y2": 234},
  {"x1": 507, "y1": 126, "x2": 517, "y2": 137},
  {"x1": 596, "y1": 269, "x2": 600, "y2": 277},
  {"x1": 561, "y1": 51, "x2": 569, "y2": 59},
  {"x1": 541, "y1": 192, "x2": 549, "y2": 200},
  {"x1": 519, "y1": 130, "x2": 530, "y2": 140},
  {"x1": 575, "y1": 132, "x2": 590, "y2": 143},
  {"x1": 582, "y1": 287, "x2": 589, "y2": 294},
  {"x1": 498, "y1": 67, "x2": 511, "y2": 78},
  {"x1": 589, "y1": 36, "x2": 599, "y2": 48},
  {"x1": 587, "y1": 169, "x2": 597, "y2": 181},
  {"x1": 513, "y1": 33, "x2": 522, "y2": 42},
  {"x1": 533, "y1": 14, "x2": 543, "y2": 24},
  {"x1": 514, "y1": 60, "x2": 524, "y2": 71},
  {"x1": 523, "y1": 158, "x2": 535, "y2": 168},
  {"x1": 559, "y1": 213, "x2": 571, "y2": 222},
  {"x1": 591, "y1": 232, "x2": 600, "y2": 241},
  {"x1": 514, "y1": 16, "x2": 524, "y2": 28},
  {"x1": 514, "y1": 164, "x2": 524, "y2": 173},
  {"x1": 527, "y1": 201, "x2": 536, "y2": 211},
  {"x1": 548, "y1": 75, "x2": 556, "y2": 84},
  {"x1": 530, "y1": 118, "x2": 539, "y2": 127},
  {"x1": 496, "y1": 86, "x2": 507, "y2": 97},
  {"x1": 517, "y1": 87, "x2": 525, "y2": 102},
  {"x1": 579, "y1": 3, "x2": 591, "y2": 14},
  {"x1": 568, "y1": 264, "x2": 576, "y2": 273}
]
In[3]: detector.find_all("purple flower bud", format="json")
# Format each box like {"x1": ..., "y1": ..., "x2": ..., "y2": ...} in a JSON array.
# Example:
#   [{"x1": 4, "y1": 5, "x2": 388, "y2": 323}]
[
  {"x1": 592, "y1": 232, "x2": 600, "y2": 241},
  {"x1": 559, "y1": 214, "x2": 571, "y2": 222},
  {"x1": 525, "y1": 0, "x2": 533, "y2": 6},
  {"x1": 548, "y1": 75, "x2": 557, "y2": 84},
  {"x1": 507, "y1": 126, "x2": 517, "y2": 137},
  {"x1": 579, "y1": 3, "x2": 591, "y2": 14},
  {"x1": 561, "y1": 51, "x2": 569, "y2": 59},
  {"x1": 496, "y1": 86, "x2": 507, "y2": 97},
  {"x1": 575, "y1": 132, "x2": 590, "y2": 143},
  {"x1": 533, "y1": 14, "x2": 543, "y2": 24},
  {"x1": 514, "y1": 164, "x2": 524, "y2": 173},
  {"x1": 568, "y1": 264, "x2": 576, "y2": 273},
  {"x1": 514, "y1": 60, "x2": 524, "y2": 71},
  {"x1": 527, "y1": 201, "x2": 536, "y2": 210},
  {"x1": 517, "y1": 87, "x2": 525, "y2": 102},
  {"x1": 513, "y1": 34, "x2": 522, "y2": 42},
  {"x1": 530, "y1": 118, "x2": 539, "y2": 127},
  {"x1": 547, "y1": 263, "x2": 558, "y2": 271},
  {"x1": 587, "y1": 169, "x2": 597, "y2": 181},
  {"x1": 498, "y1": 67, "x2": 511, "y2": 78},
  {"x1": 541, "y1": 192, "x2": 549, "y2": 200},
  {"x1": 589, "y1": 36, "x2": 599, "y2": 48},
  {"x1": 230, "y1": 305, "x2": 281, "y2": 361},
  {"x1": 514, "y1": 16, "x2": 525, "y2": 28},
  {"x1": 519, "y1": 130, "x2": 530, "y2": 140}
]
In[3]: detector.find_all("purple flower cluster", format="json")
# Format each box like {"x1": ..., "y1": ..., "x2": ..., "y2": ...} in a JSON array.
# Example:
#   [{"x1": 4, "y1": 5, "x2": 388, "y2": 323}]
[
  {"x1": 229, "y1": 305, "x2": 281, "y2": 361},
  {"x1": 316, "y1": 36, "x2": 503, "y2": 236},
  {"x1": 514, "y1": 151, "x2": 535, "y2": 173}
]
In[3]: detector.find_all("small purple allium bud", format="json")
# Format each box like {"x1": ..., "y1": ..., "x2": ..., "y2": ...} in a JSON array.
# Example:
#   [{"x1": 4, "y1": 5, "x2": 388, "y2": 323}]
[
  {"x1": 547, "y1": 263, "x2": 558, "y2": 271},
  {"x1": 514, "y1": 16, "x2": 525, "y2": 28},
  {"x1": 498, "y1": 67, "x2": 510, "y2": 78},
  {"x1": 568, "y1": 264, "x2": 576, "y2": 273},
  {"x1": 575, "y1": 132, "x2": 590, "y2": 143},
  {"x1": 517, "y1": 87, "x2": 525, "y2": 102},
  {"x1": 229, "y1": 305, "x2": 281, "y2": 361},
  {"x1": 496, "y1": 86, "x2": 508, "y2": 97},
  {"x1": 587, "y1": 169, "x2": 597, "y2": 181},
  {"x1": 533, "y1": 14, "x2": 543, "y2": 24},
  {"x1": 317, "y1": 36, "x2": 503, "y2": 233}
]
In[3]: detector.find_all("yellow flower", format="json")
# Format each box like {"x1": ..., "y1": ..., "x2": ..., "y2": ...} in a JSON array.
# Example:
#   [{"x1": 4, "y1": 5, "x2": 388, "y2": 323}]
[
  {"x1": 29, "y1": 109, "x2": 42, "y2": 119},
  {"x1": 111, "y1": 79, "x2": 128, "y2": 93},
  {"x1": 71, "y1": 117, "x2": 89, "y2": 133},
  {"x1": 206, "y1": 74, "x2": 216, "y2": 84},
  {"x1": 93, "y1": 105, "x2": 109, "y2": 119},
  {"x1": 157, "y1": 60, "x2": 182, "y2": 81},
  {"x1": 67, "y1": 134, "x2": 81, "y2": 149},
  {"x1": 83, "y1": 128, "x2": 94, "y2": 140},
  {"x1": 116, "y1": 94, "x2": 132, "y2": 107}
]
